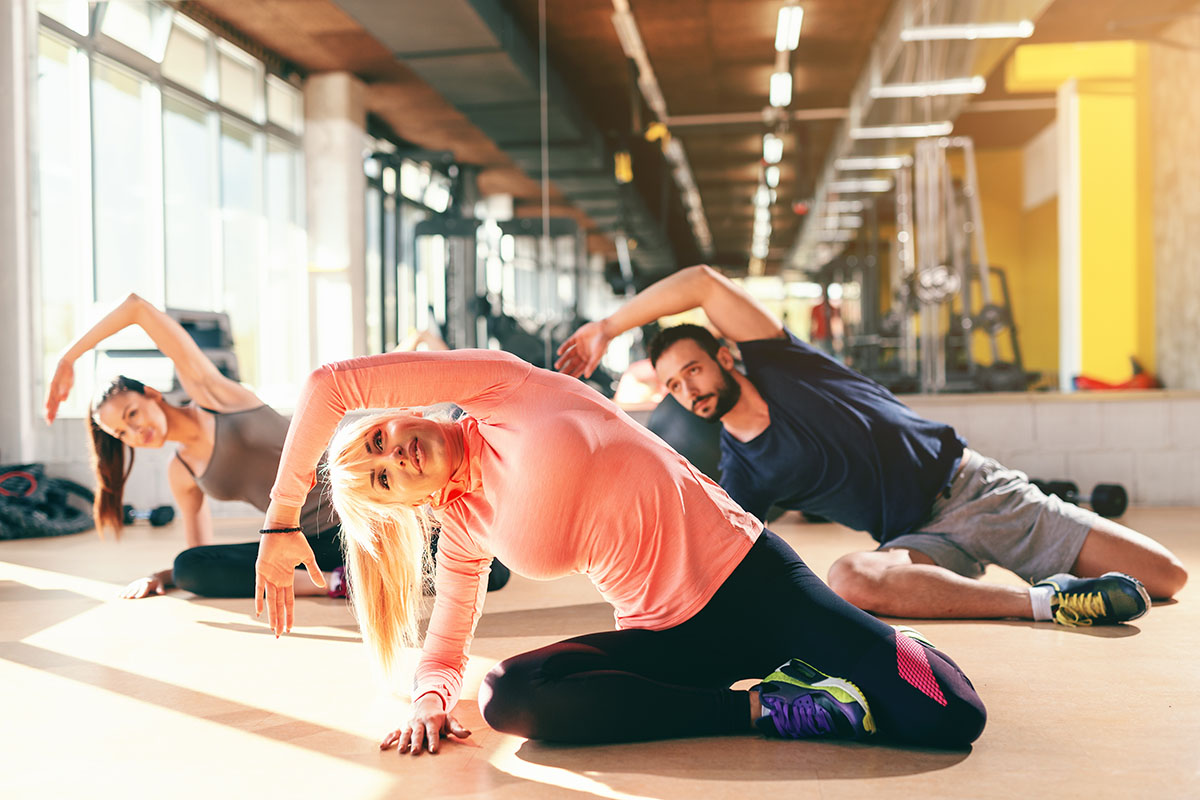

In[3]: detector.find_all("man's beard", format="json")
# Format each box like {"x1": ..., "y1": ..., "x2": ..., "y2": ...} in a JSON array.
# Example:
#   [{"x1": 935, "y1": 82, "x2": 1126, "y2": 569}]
[{"x1": 693, "y1": 367, "x2": 742, "y2": 423}]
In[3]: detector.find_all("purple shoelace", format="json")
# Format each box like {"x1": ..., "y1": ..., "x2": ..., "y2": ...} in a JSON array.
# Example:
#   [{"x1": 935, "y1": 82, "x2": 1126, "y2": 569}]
[{"x1": 764, "y1": 692, "x2": 834, "y2": 738}]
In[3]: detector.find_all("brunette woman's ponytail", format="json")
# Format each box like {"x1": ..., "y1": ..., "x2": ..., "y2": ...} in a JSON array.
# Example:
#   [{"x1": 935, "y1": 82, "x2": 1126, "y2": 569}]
[{"x1": 87, "y1": 376, "x2": 145, "y2": 538}]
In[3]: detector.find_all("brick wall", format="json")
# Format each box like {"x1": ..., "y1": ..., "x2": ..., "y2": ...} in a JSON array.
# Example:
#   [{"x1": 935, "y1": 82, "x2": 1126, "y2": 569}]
[{"x1": 902, "y1": 391, "x2": 1200, "y2": 505}]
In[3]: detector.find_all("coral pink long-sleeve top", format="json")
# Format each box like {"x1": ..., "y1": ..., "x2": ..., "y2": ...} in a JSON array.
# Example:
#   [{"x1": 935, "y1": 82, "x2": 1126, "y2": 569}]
[{"x1": 270, "y1": 349, "x2": 761, "y2": 711}]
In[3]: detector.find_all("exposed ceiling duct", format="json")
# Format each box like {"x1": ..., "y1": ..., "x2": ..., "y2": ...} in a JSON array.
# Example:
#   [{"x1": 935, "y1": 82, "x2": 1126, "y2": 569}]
[
  {"x1": 332, "y1": 0, "x2": 683, "y2": 280},
  {"x1": 787, "y1": 0, "x2": 1054, "y2": 272}
]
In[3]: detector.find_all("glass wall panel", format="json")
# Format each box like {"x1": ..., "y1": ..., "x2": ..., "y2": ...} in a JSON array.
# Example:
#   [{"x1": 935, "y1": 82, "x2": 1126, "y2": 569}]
[
  {"x1": 365, "y1": 185, "x2": 383, "y2": 354},
  {"x1": 220, "y1": 118, "x2": 262, "y2": 388},
  {"x1": 218, "y1": 44, "x2": 259, "y2": 120},
  {"x1": 261, "y1": 137, "x2": 307, "y2": 406},
  {"x1": 163, "y1": 93, "x2": 216, "y2": 310},
  {"x1": 161, "y1": 19, "x2": 210, "y2": 96},
  {"x1": 37, "y1": 32, "x2": 93, "y2": 418},
  {"x1": 382, "y1": 194, "x2": 398, "y2": 350},
  {"x1": 100, "y1": 0, "x2": 170, "y2": 60},
  {"x1": 267, "y1": 76, "x2": 302, "y2": 134},
  {"x1": 38, "y1": 0, "x2": 89, "y2": 35},
  {"x1": 92, "y1": 57, "x2": 161, "y2": 305},
  {"x1": 399, "y1": 203, "x2": 425, "y2": 338}
]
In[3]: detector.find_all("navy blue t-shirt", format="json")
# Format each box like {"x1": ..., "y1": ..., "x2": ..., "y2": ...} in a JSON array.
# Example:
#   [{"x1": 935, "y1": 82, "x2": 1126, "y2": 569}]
[{"x1": 718, "y1": 329, "x2": 965, "y2": 543}]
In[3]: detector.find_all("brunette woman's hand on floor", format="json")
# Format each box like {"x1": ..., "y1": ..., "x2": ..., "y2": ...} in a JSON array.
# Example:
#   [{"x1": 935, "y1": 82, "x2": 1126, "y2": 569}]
[
  {"x1": 254, "y1": 530, "x2": 324, "y2": 636},
  {"x1": 120, "y1": 574, "x2": 166, "y2": 599},
  {"x1": 380, "y1": 693, "x2": 471, "y2": 756},
  {"x1": 44, "y1": 358, "x2": 76, "y2": 424},
  {"x1": 555, "y1": 319, "x2": 613, "y2": 379}
]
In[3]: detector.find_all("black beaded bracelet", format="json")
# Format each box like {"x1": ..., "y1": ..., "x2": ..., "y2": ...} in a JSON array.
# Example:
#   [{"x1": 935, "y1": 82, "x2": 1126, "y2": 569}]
[{"x1": 259, "y1": 526, "x2": 303, "y2": 534}]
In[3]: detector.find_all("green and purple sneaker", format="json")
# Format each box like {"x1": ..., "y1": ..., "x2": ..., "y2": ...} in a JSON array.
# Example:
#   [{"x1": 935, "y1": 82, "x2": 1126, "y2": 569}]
[{"x1": 754, "y1": 658, "x2": 876, "y2": 740}]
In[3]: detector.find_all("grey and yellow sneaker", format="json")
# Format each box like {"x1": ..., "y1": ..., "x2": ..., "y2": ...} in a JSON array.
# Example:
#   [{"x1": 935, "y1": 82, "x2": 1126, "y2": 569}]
[
  {"x1": 754, "y1": 658, "x2": 876, "y2": 740},
  {"x1": 1035, "y1": 571, "x2": 1150, "y2": 626}
]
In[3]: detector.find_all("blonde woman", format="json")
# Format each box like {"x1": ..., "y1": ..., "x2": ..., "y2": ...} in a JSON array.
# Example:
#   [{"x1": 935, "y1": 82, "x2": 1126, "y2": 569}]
[{"x1": 255, "y1": 349, "x2": 985, "y2": 752}]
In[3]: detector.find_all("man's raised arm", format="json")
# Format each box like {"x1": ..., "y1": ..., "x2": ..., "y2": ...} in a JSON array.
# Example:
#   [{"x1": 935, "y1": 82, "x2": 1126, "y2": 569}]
[{"x1": 555, "y1": 264, "x2": 784, "y2": 378}]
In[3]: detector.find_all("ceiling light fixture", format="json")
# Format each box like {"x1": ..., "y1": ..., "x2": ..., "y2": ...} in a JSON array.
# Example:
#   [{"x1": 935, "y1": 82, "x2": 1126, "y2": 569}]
[
  {"x1": 775, "y1": 5, "x2": 804, "y2": 51},
  {"x1": 826, "y1": 178, "x2": 892, "y2": 193},
  {"x1": 765, "y1": 165, "x2": 780, "y2": 188},
  {"x1": 834, "y1": 156, "x2": 911, "y2": 171},
  {"x1": 763, "y1": 132, "x2": 784, "y2": 164},
  {"x1": 826, "y1": 200, "x2": 864, "y2": 213},
  {"x1": 870, "y1": 76, "x2": 986, "y2": 99},
  {"x1": 850, "y1": 122, "x2": 953, "y2": 139},
  {"x1": 769, "y1": 71, "x2": 793, "y2": 108},
  {"x1": 900, "y1": 21, "x2": 1034, "y2": 42}
]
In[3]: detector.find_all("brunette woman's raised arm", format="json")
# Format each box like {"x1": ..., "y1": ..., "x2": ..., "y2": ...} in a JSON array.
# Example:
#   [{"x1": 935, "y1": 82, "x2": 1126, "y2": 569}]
[{"x1": 45, "y1": 293, "x2": 260, "y2": 423}]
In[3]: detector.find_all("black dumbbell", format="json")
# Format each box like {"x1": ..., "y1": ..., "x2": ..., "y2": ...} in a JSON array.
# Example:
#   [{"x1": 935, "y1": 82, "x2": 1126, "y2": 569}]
[
  {"x1": 1031, "y1": 480, "x2": 1128, "y2": 518},
  {"x1": 122, "y1": 504, "x2": 176, "y2": 527}
]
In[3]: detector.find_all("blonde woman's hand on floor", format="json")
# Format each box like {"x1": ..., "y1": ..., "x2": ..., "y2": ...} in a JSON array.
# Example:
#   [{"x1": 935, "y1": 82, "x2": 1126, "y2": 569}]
[{"x1": 380, "y1": 693, "x2": 471, "y2": 756}]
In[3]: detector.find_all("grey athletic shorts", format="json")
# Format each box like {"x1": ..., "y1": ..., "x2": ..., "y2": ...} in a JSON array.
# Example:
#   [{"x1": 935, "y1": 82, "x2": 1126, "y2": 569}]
[{"x1": 879, "y1": 449, "x2": 1099, "y2": 582}]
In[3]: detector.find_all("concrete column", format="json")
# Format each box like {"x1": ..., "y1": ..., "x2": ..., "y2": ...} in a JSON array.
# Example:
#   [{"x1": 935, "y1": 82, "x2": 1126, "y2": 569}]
[
  {"x1": 303, "y1": 72, "x2": 367, "y2": 366},
  {"x1": 0, "y1": 0, "x2": 36, "y2": 462}
]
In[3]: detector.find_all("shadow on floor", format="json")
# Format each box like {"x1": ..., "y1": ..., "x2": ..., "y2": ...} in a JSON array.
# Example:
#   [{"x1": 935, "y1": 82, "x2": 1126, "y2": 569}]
[
  {"x1": 473, "y1": 602, "x2": 616, "y2": 638},
  {"x1": 516, "y1": 734, "x2": 971, "y2": 783},
  {"x1": 884, "y1": 617, "x2": 1141, "y2": 638},
  {"x1": 197, "y1": 620, "x2": 362, "y2": 643}
]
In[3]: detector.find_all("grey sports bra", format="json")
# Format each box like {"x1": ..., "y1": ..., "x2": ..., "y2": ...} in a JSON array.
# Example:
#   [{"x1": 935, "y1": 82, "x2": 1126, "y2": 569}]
[{"x1": 174, "y1": 404, "x2": 338, "y2": 536}]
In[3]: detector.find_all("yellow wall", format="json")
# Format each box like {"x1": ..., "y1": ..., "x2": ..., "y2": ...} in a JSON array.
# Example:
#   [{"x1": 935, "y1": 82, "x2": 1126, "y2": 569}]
[
  {"x1": 1006, "y1": 40, "x2": 1155, "y2": 382},
  {"x1": 1020, "y1": 198, "x2": 1059, "y2": 376}
]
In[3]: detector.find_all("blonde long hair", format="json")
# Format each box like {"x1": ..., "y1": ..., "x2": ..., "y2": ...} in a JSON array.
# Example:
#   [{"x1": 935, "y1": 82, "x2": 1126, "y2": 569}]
[{"x1": 325, "y1": 412, "x2": 433, "y2": 676}]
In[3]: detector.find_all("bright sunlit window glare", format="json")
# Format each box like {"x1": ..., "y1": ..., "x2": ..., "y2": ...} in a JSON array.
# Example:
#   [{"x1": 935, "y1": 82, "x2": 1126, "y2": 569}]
[{"x1": 775, "y1": 5, "x2": 804, "y2": 51}]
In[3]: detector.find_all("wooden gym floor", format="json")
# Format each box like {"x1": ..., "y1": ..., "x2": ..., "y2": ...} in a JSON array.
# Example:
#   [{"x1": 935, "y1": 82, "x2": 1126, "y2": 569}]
[{"x1": 2, "y1": 508, "x2": 1197, "y2": 799}]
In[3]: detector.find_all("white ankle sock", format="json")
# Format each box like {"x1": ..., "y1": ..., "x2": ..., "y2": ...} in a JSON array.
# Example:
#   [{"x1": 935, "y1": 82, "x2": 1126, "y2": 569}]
[{"x1": 1029, "y1": 585, "x2": 1056, "y2": 621}]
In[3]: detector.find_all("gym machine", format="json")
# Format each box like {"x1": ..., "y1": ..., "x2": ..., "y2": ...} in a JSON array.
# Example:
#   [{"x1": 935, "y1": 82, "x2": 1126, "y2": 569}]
[{"x1": 844, "y1": 136, "x2": 1036, "y2": 394}]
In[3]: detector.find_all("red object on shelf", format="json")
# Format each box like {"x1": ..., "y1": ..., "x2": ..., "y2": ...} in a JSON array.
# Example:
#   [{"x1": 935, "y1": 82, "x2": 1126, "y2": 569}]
[{"x1": 1073, "y1": 358, "x2": 1162, "y2": 391}]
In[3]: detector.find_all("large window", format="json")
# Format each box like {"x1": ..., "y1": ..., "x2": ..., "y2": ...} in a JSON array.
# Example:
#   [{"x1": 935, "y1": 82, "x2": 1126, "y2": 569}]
[
  {"x1": 36, "y1": 31, "x2": 93, "y2": 417},
  {"x1": 36, "y1": 3, "x2": 307, "y2": 412}
]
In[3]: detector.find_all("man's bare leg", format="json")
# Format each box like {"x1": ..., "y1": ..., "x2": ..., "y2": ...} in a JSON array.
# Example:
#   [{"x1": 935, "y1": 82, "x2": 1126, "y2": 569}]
[
  {"x1": 1069, "y1": 519, "x2": 1187, "y2": 600},
  {"x1": 827, "y1": 549, "x2": 1033, "y2": 619}
]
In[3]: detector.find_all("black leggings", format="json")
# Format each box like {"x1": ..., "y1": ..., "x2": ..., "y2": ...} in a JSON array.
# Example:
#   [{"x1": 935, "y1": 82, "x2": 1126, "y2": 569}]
[
  {"x1": 172, "y1": 532, "x2": 345, "y2": 598},
  {"x1": 172, "y1": 532, "x2": 512, "y2": 597},
  {"x1": 480, "y1": 530, "x2": 985, "y2": 748}
]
